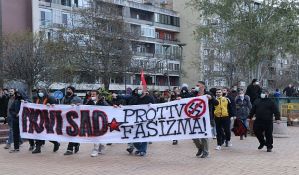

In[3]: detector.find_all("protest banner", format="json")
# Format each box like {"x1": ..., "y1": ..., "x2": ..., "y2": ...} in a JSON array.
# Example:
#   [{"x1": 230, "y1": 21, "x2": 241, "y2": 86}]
[{"x1": 19, "y1": 96, "x2": 212, "y2": 143}]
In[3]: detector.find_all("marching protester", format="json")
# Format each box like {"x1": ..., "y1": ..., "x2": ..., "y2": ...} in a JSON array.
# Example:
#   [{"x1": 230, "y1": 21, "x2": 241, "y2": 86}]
[
  {"x1": 214, "y1": 88, "x2": 234, "y2": 150},
  {"x1": 192, "y1": 81, "x2": 218, "y2": 158},
  {"x1": 248, "y1": 89, "x2": 281, "y2": 152},
  {"x1": 4, "y1": 88, "x2": 16, "y2": 150},
  {"x1": 9, "y1": 90, "x2": 28, "y2": 153},
  {"x1": 127, "y1": 86, "x2": 154, "y2": 156},
  {"x1": 86, "y1": 90, "x2": 110, "y2": 157},
  {"x1": 31, "y1": 88, "x2": 60, "y2": 154},
  {"x1": 62, "y1": 86, "x2": 83, "y2": 156},
  {"x1": 235, "y1": 89, "x2": 252, "y2": 140},
  {"x1": 245, "y1": 79, "x2": 262, "y2": 104},
  {"x1": 0, "y1": 88, "x2": 9, "y2": 124},
  {"x1": 172, "y1": 84, "x2": 191, "y2": 145}
]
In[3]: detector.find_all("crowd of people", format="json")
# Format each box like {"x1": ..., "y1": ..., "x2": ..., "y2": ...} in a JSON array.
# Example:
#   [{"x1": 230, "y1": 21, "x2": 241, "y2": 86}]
[{"x1": 0, "y1": 78, "x2": 283, "y2": 158}]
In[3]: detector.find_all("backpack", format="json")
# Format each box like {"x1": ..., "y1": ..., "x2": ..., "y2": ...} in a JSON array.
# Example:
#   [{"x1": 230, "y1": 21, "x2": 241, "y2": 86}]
[{"x1": 231, "y1": 118, "x2": 247, "y2": 136}]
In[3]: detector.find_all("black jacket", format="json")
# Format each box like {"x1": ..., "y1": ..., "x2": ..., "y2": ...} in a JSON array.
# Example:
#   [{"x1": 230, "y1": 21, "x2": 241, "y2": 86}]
[
  {"x1": 283, "y1": 87, "x2": 295, "y2": 97},
  {"x1": 130, "y1": 95, "x2": 154, "y2": 105},
  {"x1": 86, "y1": 99, "x2": 109, "y2": 106},
  {"x1": 9, "y1": 99, "x2": 21, "y2": 118},
  {"x1": 248, "y1": 98, "x2": 280, "y2": 122},
  {"x1": 245, "y1": 84, "x2": 262, "y2": 104}
]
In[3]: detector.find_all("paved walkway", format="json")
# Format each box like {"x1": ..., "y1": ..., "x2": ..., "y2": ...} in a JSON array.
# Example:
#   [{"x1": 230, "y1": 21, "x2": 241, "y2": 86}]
[{"x1": 0, "y1": 127, "x2": 298, "y2": 175}]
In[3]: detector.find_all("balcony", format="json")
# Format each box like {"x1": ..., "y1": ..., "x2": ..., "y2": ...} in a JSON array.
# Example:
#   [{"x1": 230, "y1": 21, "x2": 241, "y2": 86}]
[
  {"x1": 124, "y1": 17, "x2": 154, "y2": 26},
  {"x1": 154, "y1": 22, "x2": 180, "y2": 32},
  {"x1": 132, "y1": 51, "x2": 155, "y2": 57},
  {"x1": 106, "y1": 0, "x2": 178, "y2": 16}
]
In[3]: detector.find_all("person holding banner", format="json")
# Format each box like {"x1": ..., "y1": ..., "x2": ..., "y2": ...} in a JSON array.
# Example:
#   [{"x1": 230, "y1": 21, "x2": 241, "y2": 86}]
[
  {"x1": 192, "y1": 81, "x2": 219, "y2": 158},
  {"x1": 31, "y1": 88, "x2": 60, "y2": 154},
  {"x1": 9, "y1": 90, "x2": 28, "y2": 153},
  {"x1": 130, "y1": 86, "x2": 154, "y2": 156},
  {"x1": 63, "y1": 86, "x2": 83, "y2": 156},
  {"x1": 86, "y1": 90, "x2": 110, "y2": 157}
]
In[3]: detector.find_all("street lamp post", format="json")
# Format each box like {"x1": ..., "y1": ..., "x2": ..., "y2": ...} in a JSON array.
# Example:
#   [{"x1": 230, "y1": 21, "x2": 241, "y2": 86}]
[
  {"x1": 177, "y1": 43, "x2": 186, "y2": 87},
  {"x1": 162, "y1": 44, "x2": 171, "y2": 90}
]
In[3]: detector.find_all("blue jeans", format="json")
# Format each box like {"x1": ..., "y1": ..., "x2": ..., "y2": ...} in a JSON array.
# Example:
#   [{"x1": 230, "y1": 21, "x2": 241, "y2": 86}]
[
  {"x1": 133, "y1": 142, "x2": 148, "y2": 153},
  {"x1": 7, "y1": 117, "x2": 14, "y2": 144},
  {"x1": 241, "y1": 118, "x2": 248, "y2": 128}
]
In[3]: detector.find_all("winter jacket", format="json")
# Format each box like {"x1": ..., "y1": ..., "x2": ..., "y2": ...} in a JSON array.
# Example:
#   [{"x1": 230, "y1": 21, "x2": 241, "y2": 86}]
[
  {"x1": 9, "y1": 99, "x2": 21, "y2": 119},
  {"x1": 61, "y1": 95, "x2": 82, "y2": 105},
  {"x1": 283, "y1": 87, "x2": 295, "y2": 97},
  {"x1": 248, "y1": 98, "x2": 280, "y2": 122},
  {"x1": 86, "y1": 98, "x2": 110, "y2": 106},
  {"x1": 0, "y1": 95, "x2": 9, "y2": 117},
  {"x1": 130, "y1": 95, "x2": 154, "y2": 105},
  {"x1": 235, "y1": 95, "x2": 252, "y2": 119},
  {"x1": 214, "y1": 96, "x2": 231, "y2": 118},
  {"x1": 245, "y1": 84, "x2": 262, "y2": 104}
]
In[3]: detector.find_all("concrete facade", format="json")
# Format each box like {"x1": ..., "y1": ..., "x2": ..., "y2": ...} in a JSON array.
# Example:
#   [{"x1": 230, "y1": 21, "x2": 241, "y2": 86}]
[{"x1": 173, "y1": 1, "x2": 202, "y2": 87}]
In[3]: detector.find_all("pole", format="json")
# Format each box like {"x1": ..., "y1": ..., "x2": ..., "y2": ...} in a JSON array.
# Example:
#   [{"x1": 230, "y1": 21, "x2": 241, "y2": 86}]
[
  {"x1": 177, "y1": 43, "x2": 186, "y2": 87},
  {"x1": 163, "y1": 45, "x2": 170, "y2": 90}
]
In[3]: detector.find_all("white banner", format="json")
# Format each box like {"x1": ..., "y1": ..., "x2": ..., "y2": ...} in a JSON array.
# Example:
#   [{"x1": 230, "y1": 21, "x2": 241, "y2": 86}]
[{"x1": 19, "y1": 96, "x2": 212, "y2": 143}]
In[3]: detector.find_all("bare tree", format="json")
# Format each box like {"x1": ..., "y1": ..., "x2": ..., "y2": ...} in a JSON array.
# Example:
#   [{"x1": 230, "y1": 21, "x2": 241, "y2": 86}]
[
  {"x1": 57, "y1": 0, "x2": 136, "y2": 89},
  {"x1": 2, "y1": 32, "x2": 57, "y2": 96}
]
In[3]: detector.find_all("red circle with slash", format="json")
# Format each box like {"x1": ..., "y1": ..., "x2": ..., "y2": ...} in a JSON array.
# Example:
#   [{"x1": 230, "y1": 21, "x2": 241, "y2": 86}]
[{"x1": 184, "y1": 98, "x2": 207, "y2": 119}]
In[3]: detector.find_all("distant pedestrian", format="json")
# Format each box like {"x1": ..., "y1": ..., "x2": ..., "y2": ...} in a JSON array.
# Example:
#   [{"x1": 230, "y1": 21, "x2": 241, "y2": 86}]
[
  {"x1": 245, "y1": 79, "x2": 262, "y2": 104},
  {"x1": 273, "y1": 89, "x2": 281, "y2": 98},
  {"x1": 283, "y1": 84, "x2": 295, "y2": 97}
]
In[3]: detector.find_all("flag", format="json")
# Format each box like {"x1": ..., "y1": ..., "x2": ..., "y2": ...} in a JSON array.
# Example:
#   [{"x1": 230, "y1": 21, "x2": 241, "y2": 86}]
[{"x1": 140, "y1": 69, "x2": 147, "y2": 91}]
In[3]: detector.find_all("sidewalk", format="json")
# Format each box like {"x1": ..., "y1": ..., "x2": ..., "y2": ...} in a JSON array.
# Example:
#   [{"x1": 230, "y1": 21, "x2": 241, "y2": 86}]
[{"x1": 0, "y1": 127, "x2": 298, "y2": 175}]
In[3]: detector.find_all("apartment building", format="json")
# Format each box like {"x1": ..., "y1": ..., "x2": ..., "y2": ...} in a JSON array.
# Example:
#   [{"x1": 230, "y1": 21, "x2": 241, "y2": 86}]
[
  {"x1": 174, "y1": 1, "x2": 298, "y2": 89},
  {"x1": 32, "y1": 0, "x2": 183, "y2": 91}
]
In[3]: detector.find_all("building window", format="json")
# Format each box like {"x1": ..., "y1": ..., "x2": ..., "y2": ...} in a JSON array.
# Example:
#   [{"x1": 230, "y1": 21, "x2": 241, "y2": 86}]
[
  {"x1": 284, "y1": 59, "x2": 288, "y2": 64},
  {"x1": 61, "y1": 0, "x2": 71, "y2": 6},
  {"x1": 40, "y1": 10, "x2": 52, "y2": 26},
  {"x1": 203, "y1": 49, "x2": 209, "y2": 56},
  {"x1": 62, "y1": 13, "x2": 68, "y2": 26},
  {"x1": 141, "y1": 25, "x2": 155, "y2": 38},
  {"x1": 168, "y1": 63, "x2": 174, "y2": 70},
  {"x1": 174, "y1": 64, "x2": 180, "y2": 71}
]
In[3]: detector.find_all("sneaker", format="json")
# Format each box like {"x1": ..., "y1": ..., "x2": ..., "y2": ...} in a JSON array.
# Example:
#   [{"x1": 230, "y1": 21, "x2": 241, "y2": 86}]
[
  {"x1": 213, "y1": 136, "x2": 217, "y2": 139},
  {"x1": 258, "y1": 144, "x2": 264, "y2": 150},
  {"x1": 64, "y1": 150, "x2": 73, "y2": 156},
  {"x1": 225, "y1": 141, "x2": 232, "y2": 147},
  {"x1": 29, "y1": 146, "x2": 34, "y2": 151},
  {"x1": 90, "y1": 149, "x2": 99, "y2": 157},
  {"x1": 134, "y1": 151, "x2": 140, "y2": 155},
  {"x1": 172, "y1": 140, "x2": 178, "y2": 145},
  {"x1": 126, "y1": 147, "x2": 134, "y2": 154},
  {"x1": 4, "y1": 144, "x2": 11, "y2": 149},
  {"x1": 196, "y1": 149, "x2": 203, "y2": 157},
  {"x1": 106, "y1": 143, "x2": 112, "y2": 146},
  {"x1": 53, "y1": 143, "x2": 60, "y2": 152},
  {"x1": 9, "y1": 149, "x2": 20, "y2": 153},
  {"x1": 267, "y1": 148, "x2": 272, "y2": 152},
  {"x1": 98, "y1": 144, "x2": 105, "y2": 154},
  {"x1": 74, "y1": 144, "x2": 80, "y2": 154},
  {"x1": 200, "y1": 152, "x2": 209, "y2": 158},
  {"x1": 139, "y1": 152, "x2": 146, "y2": 156},
  {"x1": 215, "y1": 146, "x2": 221, "y2": 150},
  {"x1": 32, "y1": 147, "x2": 41, "y2": 154}
]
